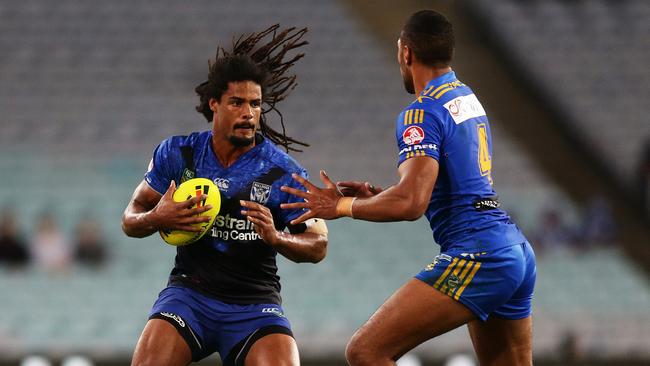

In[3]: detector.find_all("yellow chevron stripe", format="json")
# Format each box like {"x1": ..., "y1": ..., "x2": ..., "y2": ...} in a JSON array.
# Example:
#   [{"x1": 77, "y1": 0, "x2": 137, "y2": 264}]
[
  {"x1": 428, "y1": 83, "x2": 449, "y2": 97},
  {"x1": 454, "y1": 262, "x2": 482, "y2": 300},
  {"x1": 434, "y1": 258, "x2": 459, "y2": 289},
  {"x1": 457, "y1": 260, "x2": 474, "y2": 282},
  {"x1": 422, "y1": 85, "x2": 434, "y2": 96},
  {"x1": 403, "y1": 111, "x2": 409, "y2": 126},
  {"x1": 418, "y1": 109, "x2": 423, "y2": 123},
  {"x1": 434, "y1": 87, "x2": 454, "y2": 99}
]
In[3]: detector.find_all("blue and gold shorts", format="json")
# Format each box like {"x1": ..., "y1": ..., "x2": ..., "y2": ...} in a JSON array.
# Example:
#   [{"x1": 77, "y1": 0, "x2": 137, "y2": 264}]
[{"x1": 415, "y1": 241, "x2": 536, "y2": 321}]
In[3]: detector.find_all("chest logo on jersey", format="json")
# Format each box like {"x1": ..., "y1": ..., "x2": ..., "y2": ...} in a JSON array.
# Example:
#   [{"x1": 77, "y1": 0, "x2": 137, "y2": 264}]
[
  {"x1": 403, "y1": 126, "x2": 425, "y2": 145},
  {"x1": 443, "y1": 93, "x2": 486, "y2": 125},
  {"x1": 251, "y1": 181, "x2": 272, "y2": 204},
  {"x1": 214, "y1": 178, "x2": 230, "y2": 191},
  {"x1": 181, "y1": 168, "x2": 195, "y2": 183}
]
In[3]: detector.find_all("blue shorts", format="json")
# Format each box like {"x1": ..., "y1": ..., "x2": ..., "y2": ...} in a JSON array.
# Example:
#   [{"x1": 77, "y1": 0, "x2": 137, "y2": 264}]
[
  {"x1": 148, "y1": 285, "x2": 292, "y2": 363},
  {"x1": 415, "y1": 242, "x2": 536, "y2": 321}
]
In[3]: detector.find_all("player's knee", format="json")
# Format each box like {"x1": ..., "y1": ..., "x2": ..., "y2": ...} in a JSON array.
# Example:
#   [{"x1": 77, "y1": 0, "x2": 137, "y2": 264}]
[{"x1": 131, "y1": 354, "x2": 165, "y2": 366}]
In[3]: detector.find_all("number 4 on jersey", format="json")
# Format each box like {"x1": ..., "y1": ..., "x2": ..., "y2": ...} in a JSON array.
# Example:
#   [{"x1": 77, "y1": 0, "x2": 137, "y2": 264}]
[{"x1": 477, "y1": 123, "x2": 493, "y2": 185}]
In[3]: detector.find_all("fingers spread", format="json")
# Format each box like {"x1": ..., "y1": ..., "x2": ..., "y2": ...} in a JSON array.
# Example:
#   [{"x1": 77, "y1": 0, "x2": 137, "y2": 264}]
[
  {"x1": 320, "y1": 170, "x2": 336, "y2": 188},
  {"x1": 337, "y1": 181, "x2": 364, "y2": 189},
  {"x1": 291, "y1": 173, "x2": 318, "y2": 191},
  {"x1": 280, "y1": 186, "x2": 309, "y2": 199},
  {"x1": 280, "y1": 202, "x2": 308, "y2": 210}
]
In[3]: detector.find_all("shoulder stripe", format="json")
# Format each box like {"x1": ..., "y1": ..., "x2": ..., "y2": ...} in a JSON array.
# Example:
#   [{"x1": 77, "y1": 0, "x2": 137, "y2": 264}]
[{"x1": 404, "y1": 109, "x2": 425, "y2": 125}]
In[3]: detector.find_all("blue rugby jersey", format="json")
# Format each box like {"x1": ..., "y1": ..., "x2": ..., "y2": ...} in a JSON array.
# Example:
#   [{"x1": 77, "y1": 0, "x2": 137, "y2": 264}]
[
  {"x1": 145, "y1": 131, "x2": 307, "y2": 305},
  {"x1": 396, "y1": 71, "x2": 525, "y2": 252}
]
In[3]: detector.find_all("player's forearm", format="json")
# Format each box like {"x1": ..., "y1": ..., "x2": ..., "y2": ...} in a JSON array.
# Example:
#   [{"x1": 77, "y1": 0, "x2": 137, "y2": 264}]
[
  {"x1": 270, "y1": 232, "x2": 327, "y2": 263},
  {"x1": 122, "y1": 205, "x2": 160, "y2": 238},
  {"x1": 349, "y1": 185, "x2": 428, "y2": 222}
]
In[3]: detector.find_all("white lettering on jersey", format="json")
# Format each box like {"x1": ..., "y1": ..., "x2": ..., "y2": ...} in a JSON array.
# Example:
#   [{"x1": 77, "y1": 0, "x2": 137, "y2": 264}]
[{"x1": 443, "y1": 94, "x2": 486, "y2": 125}]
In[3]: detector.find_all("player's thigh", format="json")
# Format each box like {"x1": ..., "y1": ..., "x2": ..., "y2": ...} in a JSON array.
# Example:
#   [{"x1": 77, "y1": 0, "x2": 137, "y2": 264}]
[
  {"x1": 346, "y1": 278, "x2": 476, "y2": 362},
  {"x1": 245, "y1": 333, "x2": 299, "y2": 366},
  {"x1": 132, "y1": 319, "x2": 192, "y2": 366},
  {"x1": 467, "y1": 316, "x2": 532, "y2": 366}
]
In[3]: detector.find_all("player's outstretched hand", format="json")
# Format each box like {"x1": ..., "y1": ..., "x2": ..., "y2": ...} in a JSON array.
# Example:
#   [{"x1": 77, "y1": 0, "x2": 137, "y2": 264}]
[
  {"x1": 337, "y1": 180, "x2": 383, "y2": 198},
  {"x1": 240, "y1": 200, "x2": 280, "y2": 246},
  {"x1": 280, "y1": 170, "x2": 343, "y2": 225},
  {"x1": 152, "y1": 180, "x2": 213, "y2": 232}
]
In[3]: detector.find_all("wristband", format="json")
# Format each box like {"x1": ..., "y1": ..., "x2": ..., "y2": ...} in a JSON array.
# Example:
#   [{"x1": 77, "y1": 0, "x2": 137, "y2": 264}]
[{"x1": 335, "y1": 197, "x2": 356, "y2": 218}]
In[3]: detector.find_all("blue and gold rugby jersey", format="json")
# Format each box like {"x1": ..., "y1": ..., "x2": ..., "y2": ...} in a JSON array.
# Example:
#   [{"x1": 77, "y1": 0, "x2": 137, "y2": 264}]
[
  {"x1": 145, "y1": 131, "x2": 307, "y2": 305},
  {"x1": 396, "y1": 71, "x2": 525, "y2": 252}
]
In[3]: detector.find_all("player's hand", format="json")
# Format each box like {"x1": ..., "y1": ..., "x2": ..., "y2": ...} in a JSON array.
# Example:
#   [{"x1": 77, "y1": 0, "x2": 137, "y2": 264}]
[
  {"x1": 280, "y1": 170, "x2": 343, "y2": 225},
  {"x1": 337, "y1": 180, "x2": 383, "y2": 198},
  {"x1": 240, "y1": 200, "x2": 281, "y2": 246},
  {"x1": 151, "y1": 180, "x2": 213, "y2": 232}
]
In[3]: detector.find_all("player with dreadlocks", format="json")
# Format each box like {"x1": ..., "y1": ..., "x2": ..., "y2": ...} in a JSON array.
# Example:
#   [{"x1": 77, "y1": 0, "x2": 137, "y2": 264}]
[{"x1": 122, "y1": 25, "x2": 328, "y2": 366}]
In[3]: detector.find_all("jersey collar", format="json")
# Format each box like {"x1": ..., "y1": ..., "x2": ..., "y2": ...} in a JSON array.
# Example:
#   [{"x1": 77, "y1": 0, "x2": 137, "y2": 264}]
[{"x1": 421, "y1": 71, "x2": 457, "y2": 97}]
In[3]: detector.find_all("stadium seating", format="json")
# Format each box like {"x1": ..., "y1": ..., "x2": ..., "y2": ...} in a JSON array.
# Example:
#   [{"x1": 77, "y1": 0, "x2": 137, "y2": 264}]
[{"x1": 466, "y1": 0, "x2": 650, "y2": 188}]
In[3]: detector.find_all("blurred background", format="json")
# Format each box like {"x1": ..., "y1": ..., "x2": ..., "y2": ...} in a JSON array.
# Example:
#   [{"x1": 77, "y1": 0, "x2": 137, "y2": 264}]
[{"x1": 0, "y1": 0, "x2": 649, "y2": 365}]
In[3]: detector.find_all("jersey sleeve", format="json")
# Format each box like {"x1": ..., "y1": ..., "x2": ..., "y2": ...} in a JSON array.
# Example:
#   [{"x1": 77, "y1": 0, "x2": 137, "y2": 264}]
[
  {"x1": 395, "y1": 107, "x2": 444, "y2": 166},
  {"x1": 277, "y1": 168, "x2": 310, "y2": 226},
  {"x1": 144, "y1": 138, "x2": 184, "y2": 195}
]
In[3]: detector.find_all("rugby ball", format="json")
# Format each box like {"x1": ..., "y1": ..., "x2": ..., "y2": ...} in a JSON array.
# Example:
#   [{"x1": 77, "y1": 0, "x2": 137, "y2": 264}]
[{"x1": 159, "y1": 178, "x2": 220, "y2": 246}]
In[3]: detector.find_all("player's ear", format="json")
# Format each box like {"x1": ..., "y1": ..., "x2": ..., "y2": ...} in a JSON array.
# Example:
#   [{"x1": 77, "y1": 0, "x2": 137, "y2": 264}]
[
  {"x1": 403, "y1": 44, "x2": 412, "y2": 66},
  {"x1": 209, "y1": 97, "x2": 219, "y2": 113}
]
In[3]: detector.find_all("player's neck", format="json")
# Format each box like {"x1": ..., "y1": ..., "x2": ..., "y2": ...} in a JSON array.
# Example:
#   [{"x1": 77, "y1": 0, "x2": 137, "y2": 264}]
[
  {"x1": 211, "y1": 135, "x2": 255, "y2": 168},
  {"x1": 412, "y1": 64, "x2": 453, "y2": 95}
]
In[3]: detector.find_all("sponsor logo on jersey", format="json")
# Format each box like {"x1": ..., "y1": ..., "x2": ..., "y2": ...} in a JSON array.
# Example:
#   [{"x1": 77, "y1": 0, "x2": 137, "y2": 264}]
[
  {"x1": 181, "y1": 168, "x2": 195, "y2": 183},
  {"x1": 399, "y1": 143, "x2": 438, "y2": 155},
  {"x1": 443, "y1": 93, "x2": 486, "y2": 125},
  {"x1": 402, "y1": 126, "x2": 425, "y2": 145},
  {"x1": 214, "y1": 178, "x2": 230, "y2": 191},
  {"x1": 251, "y1": 182, "x2": 272, "y2": 204},
  {"x1": 262, "y1": 307, "x2": 285, "y2": 318},
  {"x1": 211, "y1": 213, "x2": 262, "y2": 241},
  {"x1": 160, "y1": 312, "x2": 185, "y2": 328}
]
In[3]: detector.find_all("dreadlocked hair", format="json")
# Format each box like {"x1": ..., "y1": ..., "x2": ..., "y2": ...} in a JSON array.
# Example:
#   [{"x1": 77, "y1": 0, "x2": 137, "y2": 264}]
[{"x1": 195, "y1": 24, "x2": 309, "y2": 152}]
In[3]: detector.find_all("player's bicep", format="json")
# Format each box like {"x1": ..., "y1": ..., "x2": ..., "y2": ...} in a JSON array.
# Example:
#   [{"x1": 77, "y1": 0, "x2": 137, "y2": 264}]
[{"x1": 396, "y1": 156, "x2": 439, "y2": 208}]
